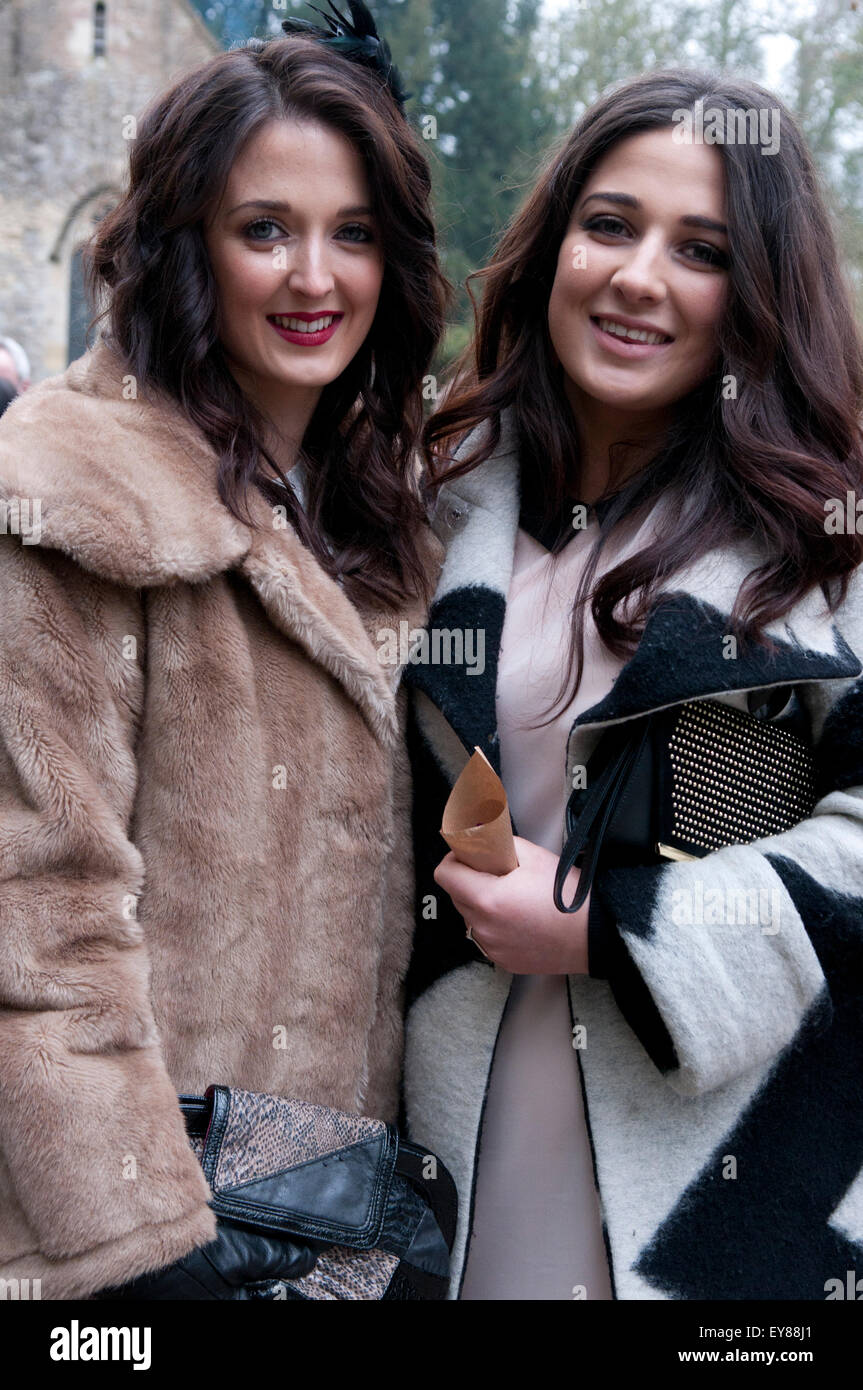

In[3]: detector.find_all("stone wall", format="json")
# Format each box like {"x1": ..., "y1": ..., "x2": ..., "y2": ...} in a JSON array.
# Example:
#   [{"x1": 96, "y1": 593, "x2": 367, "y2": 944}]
[{"x1": 0, "y1": 0, "x2": 219, "y2": 381}]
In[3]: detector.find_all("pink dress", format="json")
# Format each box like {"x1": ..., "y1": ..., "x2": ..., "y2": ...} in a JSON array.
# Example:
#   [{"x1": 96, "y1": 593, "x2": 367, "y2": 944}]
[{"x1": 459, "y1": 502, "x2": 661, "y2": 1300}]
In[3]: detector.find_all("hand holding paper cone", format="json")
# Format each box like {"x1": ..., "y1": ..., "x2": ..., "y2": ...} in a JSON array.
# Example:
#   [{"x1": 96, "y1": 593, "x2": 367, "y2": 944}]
[
  {"x1": 440, "y1": 747, "x2": 519, "y2": 875},
  {"x1": 435, "y1": 755, "x2": 588, "y2": 974}
]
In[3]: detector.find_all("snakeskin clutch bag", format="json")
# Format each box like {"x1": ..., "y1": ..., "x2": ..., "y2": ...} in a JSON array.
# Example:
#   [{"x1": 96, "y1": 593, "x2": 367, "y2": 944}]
[
  {"x1": 554, "y1": 695, "x2": 818, "y2": 913},
  {"x1": 178, "y1": 1085, "x2": 457, "y2": 1301}
]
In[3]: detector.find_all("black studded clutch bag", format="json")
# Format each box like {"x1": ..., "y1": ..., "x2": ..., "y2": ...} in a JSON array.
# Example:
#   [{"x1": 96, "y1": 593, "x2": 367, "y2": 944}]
[{"x1": 553, "y1": 693, "x2": 818, "y2": 914}]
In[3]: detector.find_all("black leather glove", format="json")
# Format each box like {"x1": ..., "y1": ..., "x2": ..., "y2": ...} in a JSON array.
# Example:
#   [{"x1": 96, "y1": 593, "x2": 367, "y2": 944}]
[{"x1": 94, "y1": 1217, "x2": 323, "y2": 1300}]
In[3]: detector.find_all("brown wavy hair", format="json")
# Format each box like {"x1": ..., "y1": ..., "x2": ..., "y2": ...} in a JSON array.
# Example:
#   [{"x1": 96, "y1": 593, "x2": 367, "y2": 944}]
[
  {"x1": 424, "y1": 69, "x2": 863, "y2": 721},
  {"x1": 85, "y1": 34, "x2": 451, "y2": 609}
]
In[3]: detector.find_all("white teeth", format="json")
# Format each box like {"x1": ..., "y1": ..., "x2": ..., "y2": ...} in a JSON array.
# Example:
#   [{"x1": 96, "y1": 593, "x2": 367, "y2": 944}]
[
  {"x1": 597, "y1": 317, "x2": 669, "y2": 345},
  {"x1": 271, "y1": 315, "x2": 337, "y2": 333}
]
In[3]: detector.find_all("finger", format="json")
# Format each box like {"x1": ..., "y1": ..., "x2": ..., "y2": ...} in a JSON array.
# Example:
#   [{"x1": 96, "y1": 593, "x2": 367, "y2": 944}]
[
  {"x1": 214, "y1": 1224, "x2": 318, "y2": 1284},
  {"x1": 433, "y1": 851, "x2": 457, "y2": 889},
  {"x1": 433, "y1": 856, "x2": 499, "y2": 903}
]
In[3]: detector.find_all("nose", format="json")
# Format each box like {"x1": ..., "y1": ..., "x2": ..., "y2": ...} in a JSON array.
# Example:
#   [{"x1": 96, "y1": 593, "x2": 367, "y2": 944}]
[
  {"x1": 608, "y1": 232, "x2": 667, "y2": 304},
  {"x1": 285, "y1": 234, "x2": 336, "y2": 300}
]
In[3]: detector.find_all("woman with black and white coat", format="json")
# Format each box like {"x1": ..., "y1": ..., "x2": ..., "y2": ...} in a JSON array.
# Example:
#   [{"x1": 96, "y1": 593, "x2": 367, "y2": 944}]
[{"x1": 402, "y1": 69, "x2": 863, "y2": 1301}]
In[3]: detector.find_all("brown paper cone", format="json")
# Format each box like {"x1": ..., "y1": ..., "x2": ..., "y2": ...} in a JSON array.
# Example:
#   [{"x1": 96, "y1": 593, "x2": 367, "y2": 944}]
[{"x1": 440, "y1": 746, "x2": 519, "y2": 875}]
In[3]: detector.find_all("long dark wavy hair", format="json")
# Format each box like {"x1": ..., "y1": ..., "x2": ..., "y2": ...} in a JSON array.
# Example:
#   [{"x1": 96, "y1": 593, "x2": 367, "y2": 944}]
[
  {"x1": 424, "y1": 69, "x2": 863, "y2": 723},
  {"x1": 85, "y1": 34, "x2": 451, "y2": 609}
]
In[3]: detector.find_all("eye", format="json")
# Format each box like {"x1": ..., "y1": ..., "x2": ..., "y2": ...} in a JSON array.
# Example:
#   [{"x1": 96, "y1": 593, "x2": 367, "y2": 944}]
[
  {"x1": 580, "y1": 214, "x2": 729, "y2": 270},
  {"x1": 244, "y1": 218, "x2": 285, "y2": 242},
  {"x1": 580, "y1": 214, "x2": 629, "y2": 237},
  {"x1": 337, "y1": 223, "x2": 375, "y2": 243},
  {"x1": 684, "y1": 241, "x2": 730, "y2": 269}
]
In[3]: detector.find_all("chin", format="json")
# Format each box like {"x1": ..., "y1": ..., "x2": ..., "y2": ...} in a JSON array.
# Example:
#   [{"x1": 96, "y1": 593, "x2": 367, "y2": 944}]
[
  {"x1": 265, "y1": 366, "x2": 334, "y2": 390},
  {"x1": 581, "y1": 372, "x2": 672, "y2": 405}
]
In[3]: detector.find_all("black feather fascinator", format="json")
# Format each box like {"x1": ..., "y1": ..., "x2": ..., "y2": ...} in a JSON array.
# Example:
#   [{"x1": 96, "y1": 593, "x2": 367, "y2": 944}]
[{"x1": 282, "y1": 2, "x2": 410, "y2": 113}]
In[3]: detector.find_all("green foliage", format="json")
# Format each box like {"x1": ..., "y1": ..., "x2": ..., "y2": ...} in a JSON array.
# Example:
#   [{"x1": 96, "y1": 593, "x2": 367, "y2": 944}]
[
  {"x1": 426, "y1": 0, "x2": 555, "y2": 275},
  {"x1": 532, "y1": 0, "x2": 768, "y2": 131},
  {"x1": 780, "y1": 0, "x2": 863, "y2": 310}
]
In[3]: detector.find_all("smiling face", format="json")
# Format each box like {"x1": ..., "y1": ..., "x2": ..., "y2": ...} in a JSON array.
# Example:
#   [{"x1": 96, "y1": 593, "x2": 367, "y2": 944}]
[
  {"x1": 204, "y1": 117, "x2": 384, "y2": 439},
  {"x1": 548, "y1": 126, "x2": 730, "y2": 432}
]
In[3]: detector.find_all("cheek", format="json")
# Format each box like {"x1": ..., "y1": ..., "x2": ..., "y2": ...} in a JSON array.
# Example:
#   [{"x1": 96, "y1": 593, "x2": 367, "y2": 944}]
[
  {"x1": 553, "y1": 238, "x2": 593, "y2": 305},
  {"x1": 549, "y1": 238, "x2": 609, "y2": 336},
  {"x1": 209, "y1": 241, "x2": 276, "y2": 315},
  {"x1": 665, "y1": 281, "x2": 727, "y2": 396},
  {"x1": 353, "y1": 259, "x2": 384, "y2": 318},
  {"x1": 682, "y1": 277, "x2": 727, "y2": 339},
  {"x1": 227, "y1": 250, "x2": 281, "y2": 310}
]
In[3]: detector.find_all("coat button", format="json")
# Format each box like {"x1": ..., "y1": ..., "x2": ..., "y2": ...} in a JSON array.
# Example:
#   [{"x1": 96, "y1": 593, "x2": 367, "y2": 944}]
[{"x1": 444, "y1": 502, "x2": 468, "y2": 531}]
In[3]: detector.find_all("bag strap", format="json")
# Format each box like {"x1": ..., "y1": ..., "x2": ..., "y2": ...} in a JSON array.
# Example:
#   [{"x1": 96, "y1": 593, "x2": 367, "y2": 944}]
[
  {"x1": 553, "y1": 717, "x2": 653, "y2": 914},
  {"x1": 396, "y1": 1140, "x2": 458, "y2": 1252}
]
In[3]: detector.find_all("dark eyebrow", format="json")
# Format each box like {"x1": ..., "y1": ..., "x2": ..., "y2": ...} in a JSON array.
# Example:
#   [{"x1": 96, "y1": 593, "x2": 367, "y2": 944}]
[
  {"x1": 580, "y1": 191, "x2": 727, "y2": 235},
  {"x1": 226, "y1": 199, "x2": 375, "y2": 218}
]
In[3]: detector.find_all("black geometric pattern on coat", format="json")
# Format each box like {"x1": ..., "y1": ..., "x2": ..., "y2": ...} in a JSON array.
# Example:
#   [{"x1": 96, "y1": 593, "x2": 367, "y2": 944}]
[
  {"x1": 815, "y1": 677, "x2": 863, "y2": 796},
  {"x1": 402, "y1": 565, "x2": 862, "y2": 1110},
  {"x1": 402, "y1": 586, "x2": 506, "y2": 776},
  {"x1": 633, "y1": 856, "x2": 863, "y2": 1300},
  {"x1": 404, "y1": 582, "x2": 858, "y2": 819},
  {"x1": 405, "y1": 703, "x2": 495, "y2": 1010},
  {"x1": 570, "y1": 593, "x2": 860, "y2": 733},
  {"x1": 589, "y1": 863, "x2": 679, "y2": 1070},
  {"x1": 517, "y1": 470, "x2": 622, "y2": 551}
]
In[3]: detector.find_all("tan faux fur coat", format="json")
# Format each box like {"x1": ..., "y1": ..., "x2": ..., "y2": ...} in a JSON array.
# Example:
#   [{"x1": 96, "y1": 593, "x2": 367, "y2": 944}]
[{"x1": 0, "y1": 337, "x2": 444, "y2": 1300}]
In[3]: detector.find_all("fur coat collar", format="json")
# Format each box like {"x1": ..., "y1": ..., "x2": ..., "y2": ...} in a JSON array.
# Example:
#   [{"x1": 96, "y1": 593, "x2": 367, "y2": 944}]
[{"x1": 0, "y1": 335, "x2": 441, "y2": 747}]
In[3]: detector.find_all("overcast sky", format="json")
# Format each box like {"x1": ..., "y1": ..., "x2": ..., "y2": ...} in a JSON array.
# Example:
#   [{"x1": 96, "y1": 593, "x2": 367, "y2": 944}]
[{"x1": 539, "y1": 0, "x2": 798, "y2": 89}]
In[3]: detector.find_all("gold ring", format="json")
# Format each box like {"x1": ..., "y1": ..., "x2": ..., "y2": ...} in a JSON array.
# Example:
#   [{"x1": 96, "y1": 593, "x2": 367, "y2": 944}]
[{"x1": 466, "y1": 926, "x2": 491, "y2": 960}]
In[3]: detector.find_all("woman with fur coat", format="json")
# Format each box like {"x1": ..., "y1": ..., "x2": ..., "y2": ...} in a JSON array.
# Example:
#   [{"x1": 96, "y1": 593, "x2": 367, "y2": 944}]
[{"x1": 0, "y1": 23, "x2": 446, "y2": 1300}]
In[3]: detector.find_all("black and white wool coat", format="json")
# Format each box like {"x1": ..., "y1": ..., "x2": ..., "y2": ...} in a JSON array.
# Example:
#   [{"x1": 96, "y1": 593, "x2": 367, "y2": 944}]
[{"x1": 401, "y1": 408, "x2": 863, "y2": 1301}]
